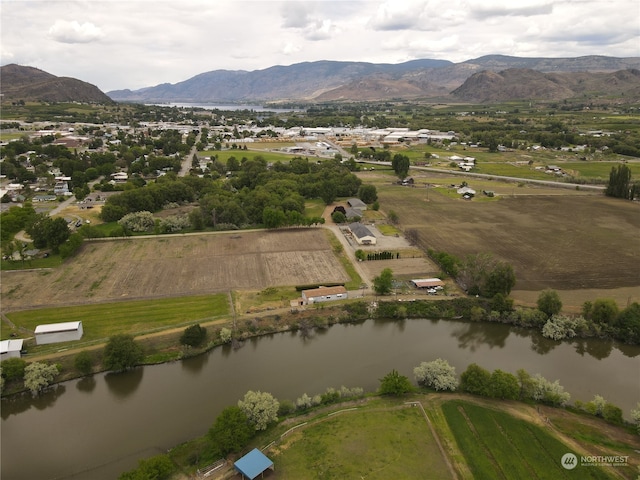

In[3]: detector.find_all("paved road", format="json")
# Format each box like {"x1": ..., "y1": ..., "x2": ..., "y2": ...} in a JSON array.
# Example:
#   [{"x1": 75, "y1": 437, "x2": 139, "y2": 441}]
[
  {"x1": 179, "y1": 131, "x2": 202, "y2": 176},
  {"x1": 358, "y1": 160, "x2": 606, "y2": 191}
]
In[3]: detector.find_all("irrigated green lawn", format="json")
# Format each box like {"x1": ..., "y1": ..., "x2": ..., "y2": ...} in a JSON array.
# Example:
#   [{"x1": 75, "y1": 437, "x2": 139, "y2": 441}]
[
  {"x1": 442, "y1": 400, "x2": 615, "y2": 480},
  {"x1": 272, "y1": 406, "x2": 451, "y2": 479},
  {"x1": 5, "y1": 294, "x2": 229, "y2": 347}
]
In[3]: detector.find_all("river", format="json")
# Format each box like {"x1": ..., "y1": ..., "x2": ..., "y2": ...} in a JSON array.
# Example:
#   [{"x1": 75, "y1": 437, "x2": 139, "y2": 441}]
[{"x1": 1, "y1": 318, "x2": 638, "y2": 480}]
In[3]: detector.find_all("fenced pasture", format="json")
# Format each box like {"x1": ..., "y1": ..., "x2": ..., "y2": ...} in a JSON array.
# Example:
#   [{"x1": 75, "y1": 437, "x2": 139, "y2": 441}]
[
  {"x1": 442, "y1": 400, "x2": 615, "y2": 480},
  {"x1": 375, "y1": 176, "x2": 640, "y2": 292},
  {"x1": 0, "y1": 229, "x2": 349, "y2": 310}
]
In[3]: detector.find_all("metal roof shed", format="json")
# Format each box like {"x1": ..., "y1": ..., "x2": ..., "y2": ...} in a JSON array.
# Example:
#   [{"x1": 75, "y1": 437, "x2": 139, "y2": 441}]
[
  {"x1": 0, "y1": 339, "x2": 24, "y2": 361},
  {"x1": 35, "y1": 321, "x2": 83, "y2": 345},
  {"x1": 234, "y1": 448, "x2": 274, "y2": 479}
]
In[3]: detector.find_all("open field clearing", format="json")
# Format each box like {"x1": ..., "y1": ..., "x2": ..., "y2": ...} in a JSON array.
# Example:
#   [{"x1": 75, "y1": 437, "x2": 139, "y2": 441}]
[
  {"x1": 270, "y1": 405, "x2": 451, "y2": 479},
  {"x1": 0, "y1": 229, "x2": 349, "y2": 310},
  {"x1": 442, "y1": 400, "x2": 625, "y2": 479},
  {"x1": 370, "y1": 172, "x2": 640, "y2": 296},
  {"x1": 3, "y1": 294, "x2": 229, "y2": 351}
]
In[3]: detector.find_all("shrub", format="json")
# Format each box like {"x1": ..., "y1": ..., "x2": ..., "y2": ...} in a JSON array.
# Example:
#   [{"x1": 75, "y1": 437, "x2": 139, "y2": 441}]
[
  {"x1": 413, "y1": 358, "x2": 458, "y2": 391},
  {"x1": 180, "y1": 324, "x2": 206, "y2": 347},
  {"x1": 74, "y1": 351, "x2": 93, "y2": 375}
]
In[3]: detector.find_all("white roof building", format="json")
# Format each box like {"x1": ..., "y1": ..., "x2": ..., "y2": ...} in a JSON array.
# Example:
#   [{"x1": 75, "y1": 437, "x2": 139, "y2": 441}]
[{"x1": 0, "y1": 339, "x2": 24, "y2": 360}]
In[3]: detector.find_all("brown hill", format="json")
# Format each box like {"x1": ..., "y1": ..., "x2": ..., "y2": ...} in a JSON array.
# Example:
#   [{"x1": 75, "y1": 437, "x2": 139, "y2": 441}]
[
  {"x1": 0, "y1": 64, "x2": 114, "y2": 104},
  {"x1": 314, "y1": 73, "x2": 450, "y2": 101},
  {"x1": 451, "y1": 68, "x2": 640, "y2": 102}
]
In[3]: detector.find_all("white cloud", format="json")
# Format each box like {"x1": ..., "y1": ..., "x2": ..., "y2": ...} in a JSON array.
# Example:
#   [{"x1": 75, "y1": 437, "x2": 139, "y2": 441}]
[
  {"x1": 470, "y1": 0, "x2": 554, "y2": 19},
  {"x1": 48, "y1": 20, "x2": 105, "y2": 44}
]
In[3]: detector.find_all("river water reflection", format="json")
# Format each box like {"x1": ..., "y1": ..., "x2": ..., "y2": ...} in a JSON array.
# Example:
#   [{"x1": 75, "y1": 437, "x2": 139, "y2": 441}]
[{"x1": 2, "y1": 318, "x2": 638, "y2": 480}]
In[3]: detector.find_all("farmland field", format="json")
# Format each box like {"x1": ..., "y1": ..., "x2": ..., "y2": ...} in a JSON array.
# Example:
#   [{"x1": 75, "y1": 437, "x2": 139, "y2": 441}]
[
  {"x1": 271, "y1": 405, "x2": 451, "y2": 479},
  {"x1": 0, "y1": 229, "x2": 349, "y2": 310},
  {"x1": 370, "y1": 171, "x2": 640, "y2": 294},
  {"x1": 442, "y1": 400, "x2": 617, "y2": 479}
]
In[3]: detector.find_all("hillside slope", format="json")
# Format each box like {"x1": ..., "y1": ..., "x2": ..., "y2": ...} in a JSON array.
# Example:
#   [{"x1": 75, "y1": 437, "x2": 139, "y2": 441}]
[
  {"x1": 0, "y1": 64, "x2": 114, "y2": 104},
  {"x1": 451, "y1": 68, "x2": 640, "y2": 102}
]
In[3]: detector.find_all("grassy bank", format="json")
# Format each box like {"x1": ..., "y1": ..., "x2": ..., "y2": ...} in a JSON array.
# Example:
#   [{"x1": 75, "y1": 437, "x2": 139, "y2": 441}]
[{"x1": 164, "y1": 394, "x2": 639, "y2": 479}]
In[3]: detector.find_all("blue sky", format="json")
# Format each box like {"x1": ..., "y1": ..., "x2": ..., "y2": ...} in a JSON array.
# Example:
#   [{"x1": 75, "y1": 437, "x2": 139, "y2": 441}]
[{"x1": 1, "y1": 0, "x2": 639, "y2": 92}]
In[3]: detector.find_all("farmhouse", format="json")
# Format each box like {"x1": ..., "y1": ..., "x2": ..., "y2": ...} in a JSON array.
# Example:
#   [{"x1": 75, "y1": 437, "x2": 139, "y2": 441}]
[
  {"x1": 411, "y1": 278, "x2": 445, "y2": 289},
  {"x1": 0, "y1": 339, "x2": 24, "y2": 361},
  {"x1": 35, "y1": 321, "x2": 84, "y2": 345},
  {"x1": 348, "y1": 222, "x2": 376, "y2": 245},
  {"x1": 301, "y1": 285, "x2": 348, "y2": 304}
]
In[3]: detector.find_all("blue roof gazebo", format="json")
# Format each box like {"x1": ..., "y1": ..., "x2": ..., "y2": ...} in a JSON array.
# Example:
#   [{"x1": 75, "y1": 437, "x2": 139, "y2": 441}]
[{"x1": 234, "y1": 448, "x2": 274, "y2": 479}]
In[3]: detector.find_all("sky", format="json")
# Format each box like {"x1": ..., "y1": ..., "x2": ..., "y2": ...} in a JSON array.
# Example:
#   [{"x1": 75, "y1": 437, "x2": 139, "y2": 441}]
[{"x1": 1, "y1": 0, "x2": 639, "y2": 92}]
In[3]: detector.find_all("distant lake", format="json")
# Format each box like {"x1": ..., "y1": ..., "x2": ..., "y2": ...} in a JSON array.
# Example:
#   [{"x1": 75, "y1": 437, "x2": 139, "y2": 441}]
[{"x1": 148, "y1": 102, "x2": 304, "y2": 112}]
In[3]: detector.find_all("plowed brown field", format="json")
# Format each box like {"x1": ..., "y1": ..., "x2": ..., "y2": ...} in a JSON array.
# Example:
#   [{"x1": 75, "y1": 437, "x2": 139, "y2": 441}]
[
  {"x1": 377, "y1": 182, "x2": 640, "y2": 292},
  {"x1": 1, "y1": 229, "x2": 349, "y2": 310}
]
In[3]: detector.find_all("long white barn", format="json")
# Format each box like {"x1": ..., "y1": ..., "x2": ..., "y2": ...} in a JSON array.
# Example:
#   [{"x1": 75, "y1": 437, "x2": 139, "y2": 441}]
[{"x1": 35, "y1": 321, "x2": 84, "y2": 345}]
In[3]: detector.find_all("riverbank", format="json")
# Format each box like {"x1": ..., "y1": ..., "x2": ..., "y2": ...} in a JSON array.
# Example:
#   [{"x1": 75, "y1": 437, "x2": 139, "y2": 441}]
[
  {"x1": 3, "y1": 312, "x2": 638, "y2": 480},
  {"x1": 144, "y1": 392, "x2": 640, "y2": 479},
  {"x1": 3, "y1": 295, "x2": 637, "y2": 397}
]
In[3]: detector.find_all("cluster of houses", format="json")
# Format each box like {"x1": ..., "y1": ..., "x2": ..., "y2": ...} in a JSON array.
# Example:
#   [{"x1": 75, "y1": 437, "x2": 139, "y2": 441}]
[{"x1": 448, "y1": 155, "x2": 476, "y2": 171}]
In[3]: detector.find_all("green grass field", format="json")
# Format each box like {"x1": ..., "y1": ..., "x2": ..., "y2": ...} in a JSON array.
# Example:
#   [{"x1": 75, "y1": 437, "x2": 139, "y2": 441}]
[
  {"x1": 442, "y1": 400, "x2": 614, "y2": 479},
  {"x1": 199, "y1": 149, "x2": 296, "y2": 165},
  {"x1": 4, "y1": 294, "x2": 229, "y2": 347},
  {"x1": 272, "y1": 406, "x2": 451, "y2": 479}
]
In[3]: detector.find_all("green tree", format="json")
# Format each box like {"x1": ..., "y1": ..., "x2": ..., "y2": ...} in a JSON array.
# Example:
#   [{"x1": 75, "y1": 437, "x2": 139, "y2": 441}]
[
  {"x1": 537, "y1": 289, "x2": 563, "y2": 317},
  {"x1": 483, "y1": 262, "x2": 516, "y2": 297},
  {"x1": 118, "y1": 455, "x2": 174, "y2": 480},
  {"x1": 378, "y1": 369, "x2": 413, "y2": 396},
  {"x1": 487, "y1": 369, "x2": 519, "y2": 400},
  {"x1": 391, "y1": 154, "x2": 410, "y2": 179},
  {"x1": 238, "y1": 390, "x2": 279, "y2": 431},
  {"x1": 331, "y1": 211, "x2": 346, "y2": 224},
  {"x1": 605, "y1": 164, "x2": 633, "y2": 199},
  {"x1": 180, "y1": 324, "x2": 206, "y2": 347},
  {"x1": 46, "y1": 217, "x2": 71, "y2": 253},
  {"x1": 588, "y1": 299, "x2": 619, "y2": 326},
  {"x1": 26, "y1": 214, "x2": 70, "y2": 252},
  {"x1": 460, "y1": 363, "x2": 491, "y2": 396},
  {"x1": 358, "y1": 184, "x2": 378, "y2": 204},
  {"x1": 616, "y1": 302, "x2": 640, "y2": 344},
  {"x1": 74, "y1": 351, "x2": 93, "y2": 375},
  {"x1": 1, "y1": 358, "x2": 27, "y2": 381},
  {"x1": 24, "y1": 362, "x2": 59, "y2": 396},
  {"x1": 103, "y1": 334, "x2": 144, "y2": 372},
  {"x1": 59, "y1": 232, "x2": 84, "y2": 259},
  {"x1": 373, "y1": 268, "x2": 393, "y2": 295},
  {"x1": 319, "y1": 181, "x2": 337, "y2": 205},
  {"x1": 262, "y1": 206, "x2": 286, "y2": 229},
  {"x1": 208, "y1": 406, "x2": 255, "y2": 456}
]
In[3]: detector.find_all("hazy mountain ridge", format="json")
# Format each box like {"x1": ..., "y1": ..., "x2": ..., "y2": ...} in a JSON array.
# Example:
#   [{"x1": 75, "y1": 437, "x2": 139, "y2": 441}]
[
  {"x1": 0, "y1": 64, "x2": 114, "y2": 104},
  {"x1": 107, "y1": 55, "x2": 640, "y2": 103},
  {"x1": 2, "y1": 56, "x2": 640, "y2": 105}
]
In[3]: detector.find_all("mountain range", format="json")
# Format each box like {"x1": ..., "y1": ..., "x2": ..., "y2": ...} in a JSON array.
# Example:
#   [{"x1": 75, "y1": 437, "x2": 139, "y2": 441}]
[
  {"x1": 107, "y1": 55, "x2": 640, "y2": 104},
  {"x1": 2, "y1": 55, "x2": 640, "y2": 105}
]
